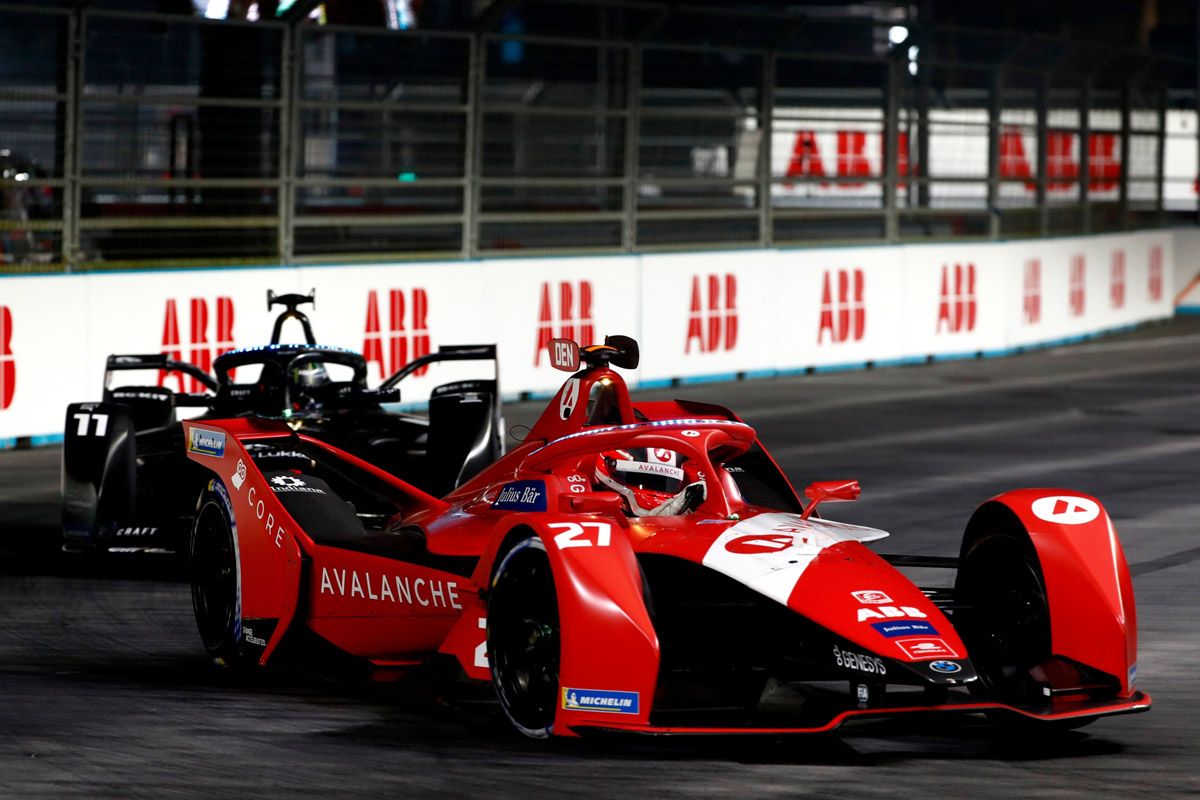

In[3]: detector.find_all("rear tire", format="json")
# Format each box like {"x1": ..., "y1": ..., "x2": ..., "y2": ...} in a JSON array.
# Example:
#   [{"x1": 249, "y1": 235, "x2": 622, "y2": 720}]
[
  {"x1": 487, "y1": 536, "x2": 560, "y2": 738},
  {"x1": 188, "y1": 482, "x2": 249, "y2": 669}
]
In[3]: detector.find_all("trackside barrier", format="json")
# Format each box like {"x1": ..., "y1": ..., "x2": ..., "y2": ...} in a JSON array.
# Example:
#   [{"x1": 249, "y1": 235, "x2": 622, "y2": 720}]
[{"x1": 0, "y1": 230, "x2": 1179, "y2": 442}]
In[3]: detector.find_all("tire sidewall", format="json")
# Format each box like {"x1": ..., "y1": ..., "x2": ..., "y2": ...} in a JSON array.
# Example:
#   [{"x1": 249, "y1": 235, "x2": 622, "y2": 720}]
[{"x1": 189, "y1": 478, "x2": 244, "y2": 666}]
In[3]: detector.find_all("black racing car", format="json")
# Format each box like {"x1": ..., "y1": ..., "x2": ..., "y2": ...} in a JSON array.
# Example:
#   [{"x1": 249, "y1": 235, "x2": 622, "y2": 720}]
[{"x1": 61, "y1": 290, "x2": 502, "y2": 556}]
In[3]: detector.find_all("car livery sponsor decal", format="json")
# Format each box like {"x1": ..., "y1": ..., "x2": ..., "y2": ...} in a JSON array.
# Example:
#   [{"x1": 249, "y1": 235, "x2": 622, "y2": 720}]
[
  {"x1": 833, "y1": 645, "x2": 887, "y2": 676},
  {"x1": 319, "y1": 568, "x2": 463, "y2": 609},
  {"x1": 929, "y1": 660, "x2": 961, "y2": 674},
  {"x1": 561, "y1": 688, "x2": 639, "y2": 714},
  {"x1": 857, "y1": 605, "x2": 928, "y2": 622},
  {"x1": 232, "y1": 459, "x2": 247, "y2": 490},
  {"x1": 188, "y1": 427, "x2": 226, "y2": 458},
  {"x1": 531, "y1": 417, "x2": 752, "y2": 454},
  {"x1": 851, "y1": 590, "x2": 892, "y2": 604},
  {"x1": 701, "y1": 513, "x2": 889, "y2": 607},
  {"x1": 113, "y1": 526, "x2": 158, "y2": 537},
  {"x1": 270, "y1": 475, "x2": 325, "y2": 494},
  {"x1": 559, "y1": 378, "x2": 581, "y2": 420},
  {"x1": 895, "y1": 637, "x2": 960, "y2": 661},
  {"x1": 872, "y1": 619, "x2": 938, "y2": 638},
  {"x1": 492, "y1": 480, "x2": 548, "y2": 512},
  {"x1": 1030, "y1": 495, "x2": 1100, "y2": 525}
]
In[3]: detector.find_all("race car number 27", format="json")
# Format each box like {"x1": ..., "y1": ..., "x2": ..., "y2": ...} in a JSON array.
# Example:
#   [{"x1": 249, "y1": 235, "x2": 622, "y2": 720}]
[{"x1": 548, "y1": 521, "x2": 612, "y2": 549}]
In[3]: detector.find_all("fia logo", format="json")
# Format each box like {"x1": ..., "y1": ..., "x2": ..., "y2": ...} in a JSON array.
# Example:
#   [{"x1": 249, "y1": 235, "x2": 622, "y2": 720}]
[
  {"x1": 1148, "y1": 245, "x2": 1163, "y2": 302},
  {"x1": 818, "y1": 269, "x2": 865, "y2": 344},
  {"x1": 0, "y1": 305, "x2": 13, "y2": 410},
  {"x1": 1023, "y1": 259, "x2": 1041, "y2": 326},
  {"x1": 1069, "y1": 255, "x2": 1087, "y2": 318},
  {"x1": 363, "y1": 288, "x2": 431, "y2": 380},
  {"x1": 535, "y1": 281, "x2": 594, "y2": 366},
  {"x1": 160, "y1": 297, "x2": 235, "y2": 392},
  {"x1": 685, "y1": 274, "x2": 738, "y2": 354},
  {"x1": 936, "y1": 263, "x2": 976, "y2": 334},
  {"x1": 1110, "y1": 250, "x2": 1126, "y2": 310}
]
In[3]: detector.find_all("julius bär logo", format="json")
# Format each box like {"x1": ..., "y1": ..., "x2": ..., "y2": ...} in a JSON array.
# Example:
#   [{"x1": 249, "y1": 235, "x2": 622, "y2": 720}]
[
  {"x1": 161, "y1": 297, "x2": 235, "y2": 392},
  {"x1": 936, "y1": 263, "x2": 976, "y2": 334},
  {"x1": 818, "y1": 269, "x2": 865, "y2": 344},
  {"x1": 1069, "y1": 255, "x2": 1086, "y2": 318},
  {"x1": 363, "y1": 288, "x2": 431, "y2": 380},
  {"x1": 685, "y1": 274, "x2": 738, "y2": 354},
  {"x1": 0, "y1": 305, "x2": 14, "y2": 410},
  {"x1": 1148, "y1": 245, "x2": 1163, "y2": 302},
  {"x1": 535, "y1": 281, "x2": 594, "y2": 366},
  {"x1": 1023, "y1": 259, "x2": 1041, "y2": 325},
  {"x1": 1110, "y1": 250, "x2": 1125, "y2": 310}
]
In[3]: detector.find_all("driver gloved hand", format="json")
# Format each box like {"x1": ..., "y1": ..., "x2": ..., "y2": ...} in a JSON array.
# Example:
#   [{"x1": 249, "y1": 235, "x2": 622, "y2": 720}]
[{"x1": 647, "y1": 480, "x2": 706, "y2": 516}]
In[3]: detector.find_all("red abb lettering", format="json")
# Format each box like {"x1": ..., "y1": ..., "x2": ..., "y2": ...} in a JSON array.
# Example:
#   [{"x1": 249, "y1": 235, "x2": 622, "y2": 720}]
[
  {"x1": 1023, "y1": 259, "x2": 1042, "y2": 326},
  {"x1": 363, "y1": 288, "x2": 431, "y2": 380},
  {"x1": 535, "y1": 281, "x2": 594, "y2": 365},
  {"x1": 1110, "y1": 250, "x2": 1126, "y2": 310},
  {"x1": 1069, "y1": 255, "x2": 1087, "y2": 318},
  {"x1": 818, "y1": 269, "x2": 865, "y2": 344},
  {"x1": 1046, "y1": 131, "x2": 1079, "y2": 192},
  {"x1": 936, "y1": 263, "x2": 976, "y2": 334},
  {"x1": 784, "y1": 131, "x2": 826, "y2": 186},
  {"x1": 1088, "y1": 134, "x2": 1120, "y2": 192},
  {"x1": 1148, "y1": 245, "x2": 1164, "y2": 302},
  {"x1": 837, "y1": 131, "x2": 871, "y2": 187},
  {"x1": 0, "y1": 305, "x2": 14, "y2": 410},
  {"x1": 160, "y1": 297, "x2": 235, "y2": 392},
  {"x1": 685, "y1": 274, "x2": 738, "y2": 354},
  {"x1": 999, "y1": 127, "x2": 1034, "y2": 188}
]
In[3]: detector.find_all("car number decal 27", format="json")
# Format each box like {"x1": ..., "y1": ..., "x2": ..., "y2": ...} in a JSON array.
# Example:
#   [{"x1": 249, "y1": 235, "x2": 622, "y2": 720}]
[{"x1": 548, "y1": 521, "x2": 612, "y2": 549}]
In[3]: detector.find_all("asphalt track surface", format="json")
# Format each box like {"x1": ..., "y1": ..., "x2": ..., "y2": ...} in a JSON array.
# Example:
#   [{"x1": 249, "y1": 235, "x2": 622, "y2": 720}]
[{"x1": 3, "y1": 319, "x2": 1200, "y2": 798}]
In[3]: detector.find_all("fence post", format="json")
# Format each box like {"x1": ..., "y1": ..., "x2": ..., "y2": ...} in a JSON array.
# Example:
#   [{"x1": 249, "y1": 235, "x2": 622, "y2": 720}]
[
  {"x1": 462, "y1": 33, "x2": 483, "y2": 259},
  {"x1": 278, "y1": 20, "x2": 298, "y2": 265},
  {"x1": 1155, "y1": 82, "x2": 1167, "y2": 228},
  {"x1": 61, "y1": 8, "x2": 83, "y2": 272},
  {"x1": 1079, "y1": 78, "x2": 1091, "y2": 234},
  {"x1": 1036, "y1": 75, "x2": 1048, "y2": 236},
  {"x1": 986, "y1": 68, "x2": 1001, "y2": 240},
  {"x1": 622, "y1": 44, "x2": 641, "y2": 252},
  {"x1": 1118, "y1": 82, "x2": 1131, "y2": 228},
  {"x1": 884, "y1": 55, "x2": 900, "y2": 242},
  {"x1": 758, "y1": 49, "x2": 775, "y2": 248}
]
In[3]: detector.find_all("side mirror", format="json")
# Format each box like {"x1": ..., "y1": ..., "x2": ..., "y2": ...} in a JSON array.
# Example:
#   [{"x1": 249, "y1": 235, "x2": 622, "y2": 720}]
[
  {"x1": 801, "y1": 479, "x2": 861, "y2": 520},
  {"x1": 560, "y1": 492, "x2": 624, "y2": 514}
]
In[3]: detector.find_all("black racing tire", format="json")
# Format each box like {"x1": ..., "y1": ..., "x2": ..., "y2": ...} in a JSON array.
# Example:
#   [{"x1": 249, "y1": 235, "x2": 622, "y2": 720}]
[
  {"x1": 955, "y1": 528, "x2": 1051, "y2": 706},
  {"x1": 188, "y1": 481, "x2": 249, "y2": 669},
  {"x1": 487, "y1": 536, "x2": 560, "y2": 738}
]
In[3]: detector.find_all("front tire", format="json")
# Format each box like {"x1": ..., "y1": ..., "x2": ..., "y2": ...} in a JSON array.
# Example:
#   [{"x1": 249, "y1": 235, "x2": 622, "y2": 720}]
[
  {"x1": 487, "y1": 536, "x2": 560, "y2": 738},
  {"x1": 188, "y1": 482, "x2": 248, "y2": 668}
]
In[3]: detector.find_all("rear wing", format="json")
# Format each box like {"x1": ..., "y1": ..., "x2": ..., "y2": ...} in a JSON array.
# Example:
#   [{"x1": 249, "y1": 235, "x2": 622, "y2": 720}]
[
  {"x1": 104, "y1": 353, "x2": 217, "y2": 399},
  {"x1": 379, "y1": 344, "x2": 499, "y2": 392}
]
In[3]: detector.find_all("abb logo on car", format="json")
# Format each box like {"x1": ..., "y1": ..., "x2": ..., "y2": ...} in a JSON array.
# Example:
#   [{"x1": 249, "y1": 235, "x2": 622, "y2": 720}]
[
  {"x1": 936, "y1": 263, "x2": 976, "y2": 335},
  {"x1": 535, "y1": 281, "x2": 594, "y2": 366},
  {"x1": 1069, "y1": 255, "x2": 1087, "y2": 318},
  {"x1": 1148, "y1": 245, "x2": 1164, "y2": 302},
  {"x1": 1110, "y1": 250, "x2": 1126, "y2": 310},
  {"x1": 818, "y1": 269, "x2": 865, "y2": 344},
  {"x1": 363, "y1": 288, "x2": 431, "y2": 380},
  {"x1": 0, "y1": 305, "x2": 13, "y2": 410},
  {"x1": 160, "y1": 297, "x2": 235, "y2": 392},
  {"x1": 685, "y1": 274, "x2": 738, "y2": 354},
  {"x1": 1023, "y1": 259, "x2": 1042, "y2": 326}
]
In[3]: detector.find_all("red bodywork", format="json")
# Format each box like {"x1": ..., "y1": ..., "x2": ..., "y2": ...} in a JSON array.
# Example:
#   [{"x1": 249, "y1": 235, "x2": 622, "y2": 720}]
[{"x1": 182, "y1": 353, "x2": 1149, "y2": 737}]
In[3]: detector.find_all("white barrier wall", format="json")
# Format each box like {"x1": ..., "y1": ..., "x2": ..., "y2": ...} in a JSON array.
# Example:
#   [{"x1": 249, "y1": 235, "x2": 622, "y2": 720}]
[{"x1": 0, "y1": 230, "x2": 1179, "y2": 441}]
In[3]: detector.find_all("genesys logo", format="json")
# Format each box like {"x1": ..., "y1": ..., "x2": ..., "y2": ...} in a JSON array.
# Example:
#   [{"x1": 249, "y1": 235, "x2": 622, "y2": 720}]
[
  {"x1": 685, "y1": 273, "x2": 738, "y2": 354},
  {"x1": 818, "y1": 269, "x2": 865, "y2": 344},
  {"x1": 936, "y1": 263, "x2": 976, "y2": 334},
  {"x1": 161, "y1": 297, "x2": 235, "y2": 392},
  {"x1": 0, "y1": 305, "x2": 14, "y2": 410},
  {"x1": 535, "y1": 281, "x2": 594, "y2": 366},
  {"x1": 363, "y1": 288, "x2": 431, "y2": 381}
]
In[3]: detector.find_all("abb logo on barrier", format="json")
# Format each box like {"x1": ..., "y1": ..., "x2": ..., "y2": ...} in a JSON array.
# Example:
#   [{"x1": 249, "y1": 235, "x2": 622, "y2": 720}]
[
  {"x1": 818, "y1": 269, "x2": 865, "y2": 344},
  {"x1": 363, "y1": 288, "x2": 431, "y2": 380},
  {"x1": 784, "y1": 131, "x2": 910, "y2": 187},
  {"x1": 535, "y1": 281, "x2": 594, "y2": 365},
  {"x1": 936, "y1": 263, "x2": 976, "y2": 334},
  {"x1": 0, "y1": 305, "x2": 13, "y2": 410},
  {"x1": 1110, "y1": 250, "x2": 1126, "y2": 310},
  {"x1": 1001, "y1": 129, "x2": 1120, "y2": 192},
  {"x1": 160, "y1": 297, "x2": 235, "y2": 392},
  {"x1": 685, "y1": 274, "x2": 738, "y2": 354},
  {"x1": 1069, "y1": 255, "x2": 1087, "y2": 318},
  {"x1": 1149, "y1": 245, "x2": 1164, "y2": 302},
  {"x1": 1023, "y1": 259, "x2": 1042, "y2": 326}
]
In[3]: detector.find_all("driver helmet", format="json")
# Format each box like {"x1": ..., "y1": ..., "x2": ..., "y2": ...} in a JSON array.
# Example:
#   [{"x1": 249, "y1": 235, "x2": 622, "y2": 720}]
[
  {"x1": 594, "y1": 447, "x2": 687, "y2": 516},
  {"x1": 291, "y1": 360, "x2": 329, "y2": 388}
]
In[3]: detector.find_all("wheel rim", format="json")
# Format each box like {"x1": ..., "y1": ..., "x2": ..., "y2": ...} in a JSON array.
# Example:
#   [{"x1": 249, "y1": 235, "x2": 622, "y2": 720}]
[
  {"x1": 958, "y1": 535, "x2": 1050, "y2": 699},
  {"x1": 488, "y1": 542, "x2": 560, "y2": 736},
  {"x1": 190, "y1": 502, "x2": 237, "y2": 652}
]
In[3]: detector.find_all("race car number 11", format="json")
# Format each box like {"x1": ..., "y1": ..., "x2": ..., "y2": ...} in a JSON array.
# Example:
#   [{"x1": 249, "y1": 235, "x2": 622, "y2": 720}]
[{"x1": 549, "y1": 521, "x2": 612, "y2": 549}]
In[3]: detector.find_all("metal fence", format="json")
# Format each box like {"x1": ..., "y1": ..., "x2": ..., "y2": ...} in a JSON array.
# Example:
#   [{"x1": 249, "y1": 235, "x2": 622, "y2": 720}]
[{"x1": 0, "y1": 4, "x2": 1194, "y2": 272}]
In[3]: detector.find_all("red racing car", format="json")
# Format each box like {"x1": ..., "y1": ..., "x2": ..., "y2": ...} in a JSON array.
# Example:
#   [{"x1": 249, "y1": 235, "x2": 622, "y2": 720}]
[{"x1": 183, "y1": 335, "x2": 1149, "y2": 738}]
